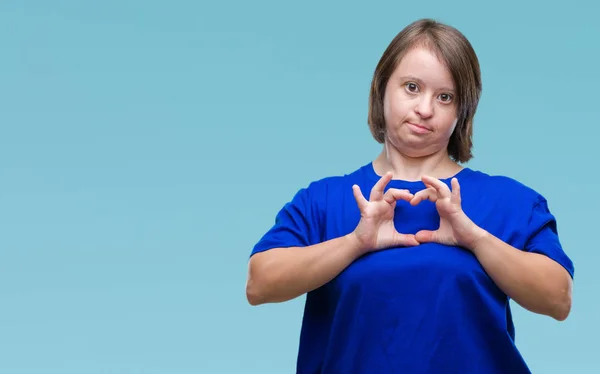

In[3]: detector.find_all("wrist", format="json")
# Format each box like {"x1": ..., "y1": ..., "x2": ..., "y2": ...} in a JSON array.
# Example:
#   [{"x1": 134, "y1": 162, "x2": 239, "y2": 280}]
[
  {"x1": 461, "y1": 225, "x2": 490, "y2": 253},
  {"x1": 345, "y1": 232, "x2": 369, "y2": 258}
]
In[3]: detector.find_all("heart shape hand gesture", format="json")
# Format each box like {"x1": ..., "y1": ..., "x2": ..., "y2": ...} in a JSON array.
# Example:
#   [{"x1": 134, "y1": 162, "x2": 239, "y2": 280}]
[
  {"x1": 351, "y1": 172, "x2": 483, "y2": 255},
  {"x1": 351, "y1": 172, "x2": 420, "y2": 252},
  {"x1": 410, "y1": 175, "x2": 483, "y2": 249}
]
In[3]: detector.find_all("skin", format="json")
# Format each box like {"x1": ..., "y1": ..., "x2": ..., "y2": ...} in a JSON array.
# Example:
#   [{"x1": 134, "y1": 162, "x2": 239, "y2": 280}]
[
  {"x1": 247, "y1": 45, "x2": 573, "y2": 321},
  {"x1": 373, "y1": 45, "x2": 462, "y2": 182}
]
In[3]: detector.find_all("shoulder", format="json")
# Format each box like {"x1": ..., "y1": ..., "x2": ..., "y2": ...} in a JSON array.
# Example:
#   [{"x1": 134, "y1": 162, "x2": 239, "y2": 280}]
[
  {"x1": 275, "y1": 164, "x2": 368, "y2": 233},
  {"x1": 299, "y1": 163, "x2": 372, "y2": 197},
  {"x1": 464, "y1": 168, "x2": 546, "y2": 205}
]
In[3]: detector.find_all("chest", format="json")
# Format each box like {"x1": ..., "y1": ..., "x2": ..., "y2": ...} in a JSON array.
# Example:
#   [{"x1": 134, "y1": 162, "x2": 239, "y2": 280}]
[{"x1": 322, "y1": 185, "x2": 526, "y2": 249}]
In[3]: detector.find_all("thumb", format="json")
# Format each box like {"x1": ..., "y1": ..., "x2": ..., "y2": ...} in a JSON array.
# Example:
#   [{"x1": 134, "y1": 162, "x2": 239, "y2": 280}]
[{"x1": 415, "y1": 230, "x2": 437, "y2": 243}]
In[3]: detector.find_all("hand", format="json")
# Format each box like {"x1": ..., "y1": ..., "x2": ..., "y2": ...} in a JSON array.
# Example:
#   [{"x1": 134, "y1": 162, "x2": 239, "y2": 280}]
[
  {"x1": 351, "y1": 172, "x2": 420, "y2": 254},
  {"x1": 410, "y1": 175, "x2": 485, "y2": 249}
]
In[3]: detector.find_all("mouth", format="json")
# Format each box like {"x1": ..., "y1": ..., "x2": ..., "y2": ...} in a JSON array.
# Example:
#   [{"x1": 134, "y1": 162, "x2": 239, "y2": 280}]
[{"x1": 407, "y1": 122, "x2": 432, "y2": 133}]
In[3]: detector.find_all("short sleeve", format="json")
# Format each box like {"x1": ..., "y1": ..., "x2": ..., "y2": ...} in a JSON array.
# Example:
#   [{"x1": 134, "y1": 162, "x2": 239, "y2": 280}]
[
  {"x1": 250, "y1": 184, "x2": 322, "y2": 257},
  {"x1": 524, "y1": 197, "x2": 575, "y2": 279}
]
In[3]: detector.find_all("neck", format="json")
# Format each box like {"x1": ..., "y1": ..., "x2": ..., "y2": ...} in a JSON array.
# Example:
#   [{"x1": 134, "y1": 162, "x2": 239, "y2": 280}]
[{"x1": 372, "y1": 143, "x2": 462, "y2": 181}]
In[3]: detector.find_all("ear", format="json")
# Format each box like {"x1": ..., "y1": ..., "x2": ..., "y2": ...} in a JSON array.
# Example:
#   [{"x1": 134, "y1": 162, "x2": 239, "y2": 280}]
[{"x1": 450, "y1": 117, "x2": 459, "y2": 135}]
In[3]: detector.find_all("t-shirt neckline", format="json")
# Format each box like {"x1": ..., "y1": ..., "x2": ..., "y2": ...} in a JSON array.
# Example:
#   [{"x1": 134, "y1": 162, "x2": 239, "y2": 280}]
[{"x1": 364, "y1": 162, "x2": 474, "y2": 191}]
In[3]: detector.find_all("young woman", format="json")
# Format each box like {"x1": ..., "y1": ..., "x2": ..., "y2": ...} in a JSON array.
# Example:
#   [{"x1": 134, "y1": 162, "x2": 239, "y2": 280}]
[{"x1": 246, "y1": 18, "x2": 574, "y2": 374}]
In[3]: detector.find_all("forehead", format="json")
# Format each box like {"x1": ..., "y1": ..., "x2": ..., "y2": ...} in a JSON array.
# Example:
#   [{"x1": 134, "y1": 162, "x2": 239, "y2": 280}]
[{"x1": 393, "y1": 46, "x2": 454, "y2": 89}]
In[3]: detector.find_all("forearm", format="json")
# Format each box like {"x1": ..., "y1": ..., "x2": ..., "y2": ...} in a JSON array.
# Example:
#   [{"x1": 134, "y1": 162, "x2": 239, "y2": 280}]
[
  {"x1": 246, "y1": 234, "x2": 364, "y2": 305},
  {"x1": 468, "y1": 228, "x2": 573, "y2": 320}
]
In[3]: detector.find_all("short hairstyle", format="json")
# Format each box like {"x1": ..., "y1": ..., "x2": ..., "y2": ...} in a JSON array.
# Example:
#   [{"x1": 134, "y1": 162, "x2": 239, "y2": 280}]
[{"x1": 367, "y1": 19, "x2": 482, "y2": 163}]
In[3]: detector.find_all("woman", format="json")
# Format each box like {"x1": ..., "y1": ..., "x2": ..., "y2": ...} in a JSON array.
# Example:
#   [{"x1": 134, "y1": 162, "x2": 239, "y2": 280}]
[{"x1": 246, "y1": 18, "x2": 574, "y2": 373}]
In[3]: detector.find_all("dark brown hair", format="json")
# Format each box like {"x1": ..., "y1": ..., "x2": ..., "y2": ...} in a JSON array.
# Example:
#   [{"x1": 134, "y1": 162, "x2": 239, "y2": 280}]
[{"x1": 368, "y1": 18, "x2": 482, "y2": 163}]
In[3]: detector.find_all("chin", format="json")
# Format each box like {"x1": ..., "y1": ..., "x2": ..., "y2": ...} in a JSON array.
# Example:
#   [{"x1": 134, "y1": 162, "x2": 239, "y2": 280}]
[
  {"x1": 403, "y1": 149, "x2": 436, "y2": 158},
  {"x1": 386, "y1": 137, "x2": 441, "y2": 158}
]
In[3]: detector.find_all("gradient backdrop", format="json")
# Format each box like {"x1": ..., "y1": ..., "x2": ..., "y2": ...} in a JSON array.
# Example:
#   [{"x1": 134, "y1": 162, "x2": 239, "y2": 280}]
[{"x1": 1, "y1": 1, "x2": 598, "y2": 373}]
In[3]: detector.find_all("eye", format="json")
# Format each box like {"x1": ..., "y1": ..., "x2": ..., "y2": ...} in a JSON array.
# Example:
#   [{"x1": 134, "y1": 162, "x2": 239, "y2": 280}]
[
  {"x1": 438, "y1": 93, "x2": 453, "y2": 104},
  {"x1": 404, "y1": 82, "x2": 419, "y2": 93}
]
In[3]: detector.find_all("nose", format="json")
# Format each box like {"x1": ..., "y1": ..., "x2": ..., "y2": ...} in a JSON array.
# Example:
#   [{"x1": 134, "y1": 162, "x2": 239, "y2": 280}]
[{"x1": 414, "y1": 97, "x2": 433, "y2": 118}]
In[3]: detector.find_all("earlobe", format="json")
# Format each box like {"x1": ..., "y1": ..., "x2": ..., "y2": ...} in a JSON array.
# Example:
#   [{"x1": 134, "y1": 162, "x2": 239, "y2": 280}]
[{"x1": 450, "y1": 118, "x2": 459, "y2": 134}]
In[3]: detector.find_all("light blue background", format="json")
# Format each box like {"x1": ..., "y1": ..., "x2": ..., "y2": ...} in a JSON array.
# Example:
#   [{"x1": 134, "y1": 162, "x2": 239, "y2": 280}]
[{"x1": 1, "y1": 1, "x2": 598, "y2": 373}]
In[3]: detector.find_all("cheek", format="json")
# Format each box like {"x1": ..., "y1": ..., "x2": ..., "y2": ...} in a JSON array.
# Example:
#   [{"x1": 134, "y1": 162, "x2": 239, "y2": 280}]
[
  {"x1": 438, "y1": 108, "x2": 458, "y2": 135},
  {"x1": 383, "y1": 96, "x2": 391, "y2": 121},
  {"x1": 383, "y1": 92, "x2": 408, "y2": 123}
]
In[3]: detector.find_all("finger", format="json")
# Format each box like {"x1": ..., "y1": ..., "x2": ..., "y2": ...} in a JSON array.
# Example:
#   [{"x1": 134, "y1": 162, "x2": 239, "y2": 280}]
[
  {"x1": 370, "y1": 172, "x2": 393, "y2": 201},
  {"x1": 352, "y1": 184, "x2": 369, "y2": 210},
  {"x1": 383, "y1": 188, "x2": 413, "y2": 204},
  {"x1": 396, "y1": 233, "x2": 420, "y2": 247},
  {"x1": 410, "y1": 187, "x2": 437, "y2": 205},
  {"x1": 415, "y1": 230, "x2": 437, "y2": 243},
  {"x1": 421, "y1": 175, "x2": 451, "y2": 199},
  {"x1": 451, "y1": 177, "x2": 461, "y2": 204}
]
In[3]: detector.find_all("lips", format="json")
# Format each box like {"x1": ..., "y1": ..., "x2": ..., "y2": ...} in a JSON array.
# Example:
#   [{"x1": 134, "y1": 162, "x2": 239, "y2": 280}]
[{"x1": 407, "y1": 122, "x2": 432, "y2": 133}]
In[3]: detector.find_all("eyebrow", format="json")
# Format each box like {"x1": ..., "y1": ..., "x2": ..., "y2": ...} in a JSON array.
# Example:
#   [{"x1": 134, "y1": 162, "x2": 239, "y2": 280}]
[{"x1": 399, "y1": 75, "x2": 455, "y2": 93}]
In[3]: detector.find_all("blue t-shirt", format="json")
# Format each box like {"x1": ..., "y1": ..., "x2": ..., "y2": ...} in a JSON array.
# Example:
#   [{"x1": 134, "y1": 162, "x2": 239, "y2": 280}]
[{"x1": 251, "y1": 163, "x2": 574, "y2": 374}]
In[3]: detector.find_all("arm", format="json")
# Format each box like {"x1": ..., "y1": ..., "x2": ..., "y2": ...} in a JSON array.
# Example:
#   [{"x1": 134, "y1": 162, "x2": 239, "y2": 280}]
[
  {"x1": 246, "y1": 234, "x2": 363, "y2": 305},
  {"x1": 413, "y1": 175, "x2": 574, "y2": 321},
  {"x1": 246, "y1": 173, "x2": 418, "y2": 306},
  {"x1": 468, "y1": 227, "x2": 573, "y2": 321}
]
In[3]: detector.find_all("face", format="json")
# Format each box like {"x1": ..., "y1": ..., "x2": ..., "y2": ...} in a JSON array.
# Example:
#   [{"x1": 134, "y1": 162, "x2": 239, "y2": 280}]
[{"x1": 383, "y1": 46, "x2": 458, "y2": 158}]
